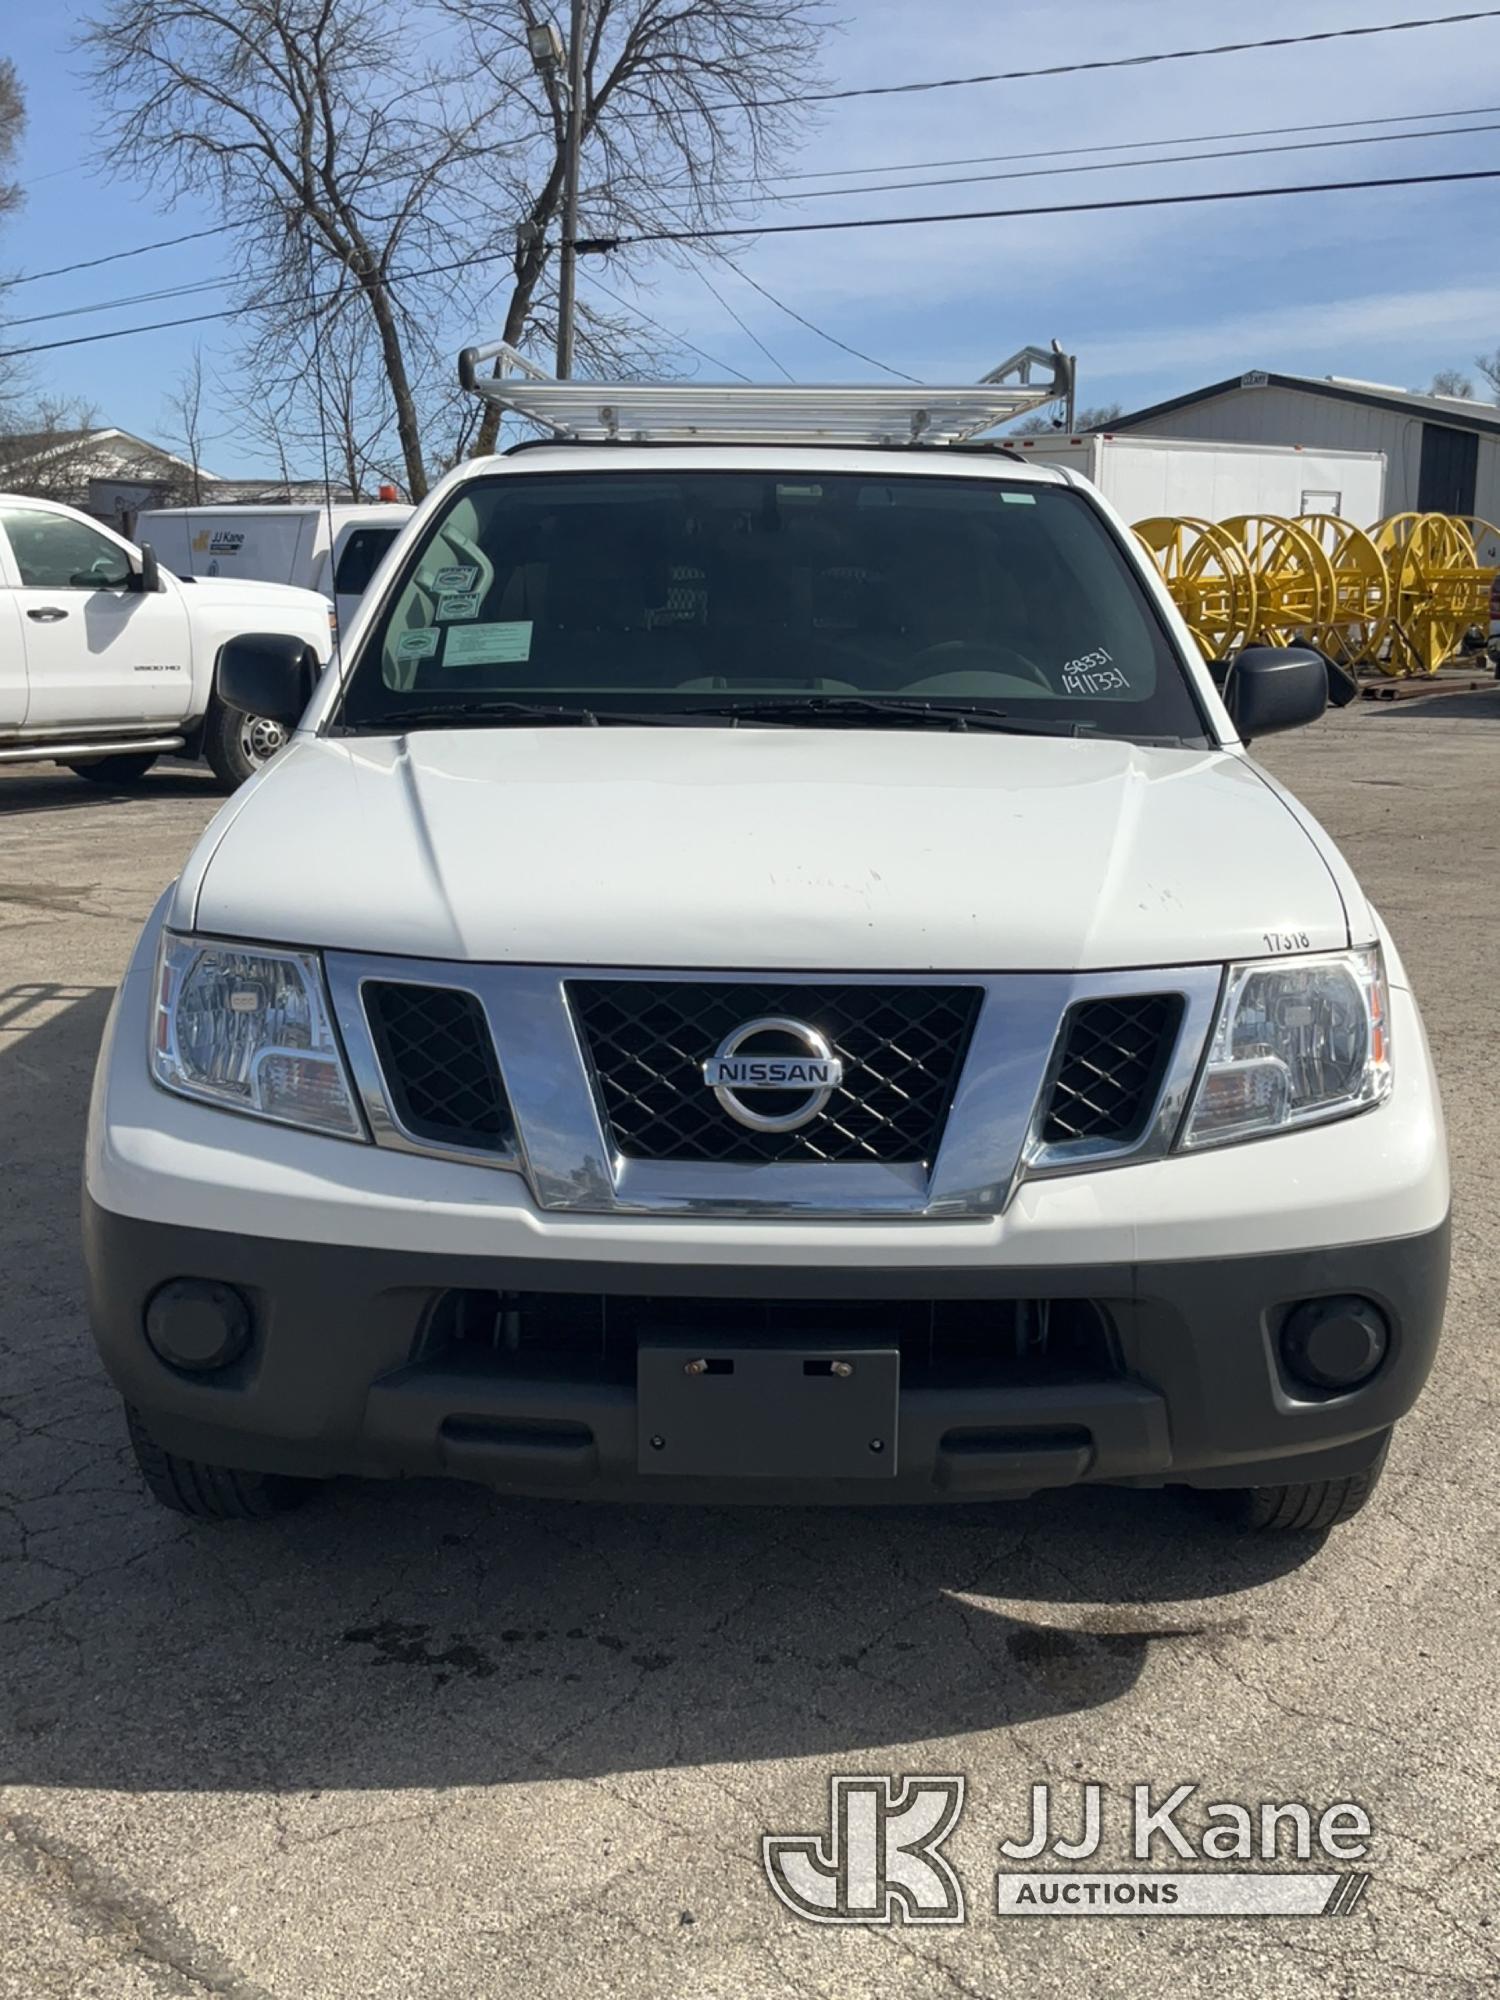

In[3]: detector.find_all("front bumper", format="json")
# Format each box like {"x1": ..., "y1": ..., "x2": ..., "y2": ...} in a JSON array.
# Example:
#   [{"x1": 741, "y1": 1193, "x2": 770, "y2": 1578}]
[{"x1": 84, "y1": 1195, "x2": 1448, "y2": 1503}]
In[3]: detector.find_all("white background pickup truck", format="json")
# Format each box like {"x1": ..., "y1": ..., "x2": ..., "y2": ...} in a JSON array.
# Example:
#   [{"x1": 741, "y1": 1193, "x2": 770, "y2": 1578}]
[{"x1": 0, "y1": 494, "x2": 333, "y2": 787}]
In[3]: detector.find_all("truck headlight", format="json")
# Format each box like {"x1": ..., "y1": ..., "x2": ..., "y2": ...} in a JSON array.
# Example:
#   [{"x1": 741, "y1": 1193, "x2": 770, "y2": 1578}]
[
  {"x1": 151, "y1": 932, "x2": 364, "y2": 1139},
  {"x1": 1181, "y1": 947, "x2": 1391, "y2": 1149}
]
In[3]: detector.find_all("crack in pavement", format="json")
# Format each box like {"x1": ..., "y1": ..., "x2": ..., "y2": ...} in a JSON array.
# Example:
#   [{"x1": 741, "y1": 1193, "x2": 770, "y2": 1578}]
[{"x1": 1, "y1": 1812, "x2": 282, "y2": 2000}]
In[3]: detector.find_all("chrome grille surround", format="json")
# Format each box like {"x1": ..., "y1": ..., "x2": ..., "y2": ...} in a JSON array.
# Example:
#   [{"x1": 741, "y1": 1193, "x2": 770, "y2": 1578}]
[{"x1": 322, "y1": 955, "x2": 1225, "y2": 1219}]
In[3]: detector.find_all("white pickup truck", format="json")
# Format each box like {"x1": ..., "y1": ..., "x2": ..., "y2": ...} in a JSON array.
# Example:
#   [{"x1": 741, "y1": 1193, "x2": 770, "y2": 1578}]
[
  {"x1": 83, "y1": 358, "x2": 1450, "y2": 1536},
  {"x1": 0, "y1": 495, "x2": 333, "y2": 788}
]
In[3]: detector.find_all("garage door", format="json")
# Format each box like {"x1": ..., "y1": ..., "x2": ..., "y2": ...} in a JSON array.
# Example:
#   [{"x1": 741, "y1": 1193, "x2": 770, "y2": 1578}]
[{"x1": 1417, "y1": 424, "x2": 1478, "y2": 515}]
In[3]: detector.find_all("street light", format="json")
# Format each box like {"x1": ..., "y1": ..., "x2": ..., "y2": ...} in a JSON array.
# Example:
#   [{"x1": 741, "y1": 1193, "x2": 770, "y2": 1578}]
[
  {"x1": 525, "y1": 8, "x2": 586, "y2": 379},
  {"x1": 525, "y1": 20, "x2": 565, "y2": 69}
]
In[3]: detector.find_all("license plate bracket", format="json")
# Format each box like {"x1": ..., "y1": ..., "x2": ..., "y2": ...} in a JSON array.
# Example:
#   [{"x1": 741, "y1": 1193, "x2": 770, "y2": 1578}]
[{"x1": 637, "y1": 1345, "x2": 899, "y2": 1479}]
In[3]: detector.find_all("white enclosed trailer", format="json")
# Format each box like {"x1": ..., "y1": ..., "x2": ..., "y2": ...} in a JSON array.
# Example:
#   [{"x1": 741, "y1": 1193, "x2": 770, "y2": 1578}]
[
  {"x1": 1005, "y1": 433, "x2": 1386, "y2": 525},
  {"x1": 137, "y1": 501, "x2": 414, "y2": 635}
]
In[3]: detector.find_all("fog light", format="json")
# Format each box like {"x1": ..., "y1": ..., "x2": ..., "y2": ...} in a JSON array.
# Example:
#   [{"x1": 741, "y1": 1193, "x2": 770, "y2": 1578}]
[
  {"x1": 144, "y1": 1280, "x2": 251, "y2": 1372},
  {"x1": 1280, "y1": 1296, "x2": 1389, "y2": 1392}
]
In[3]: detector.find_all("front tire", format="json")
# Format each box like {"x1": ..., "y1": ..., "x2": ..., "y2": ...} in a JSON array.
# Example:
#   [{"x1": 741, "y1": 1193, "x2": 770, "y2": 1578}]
[
  {"x1": 65, "y1": 752, "x2": 158, "y2": 787},
  {"x1": 125, "y1": 1404, "x2": 314, "y2": 1520},
  {"x1": 1212, "y1": 1430, "x2": 1391, "y2": 1533},
  {"x1": 203, "y1": 696, "x2": 288, "y2": 790}
]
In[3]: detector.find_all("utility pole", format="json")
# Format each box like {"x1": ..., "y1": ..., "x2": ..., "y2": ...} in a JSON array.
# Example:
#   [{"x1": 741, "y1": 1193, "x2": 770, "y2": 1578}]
[{"x1": 555, "y1": 0, "x2": 587, "y2": 380}]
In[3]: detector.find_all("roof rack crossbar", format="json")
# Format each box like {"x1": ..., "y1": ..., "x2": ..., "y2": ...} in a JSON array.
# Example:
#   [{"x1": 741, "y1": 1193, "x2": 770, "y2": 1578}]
[{"x1": 456, "y1": 340, "x2": 1073, "y2": 446}]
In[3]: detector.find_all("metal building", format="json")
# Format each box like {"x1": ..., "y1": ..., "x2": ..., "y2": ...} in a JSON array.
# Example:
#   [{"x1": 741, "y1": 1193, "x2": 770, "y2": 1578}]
[{"x1": 1110, "y1": 370, "x2": 1500, "y2": 520}]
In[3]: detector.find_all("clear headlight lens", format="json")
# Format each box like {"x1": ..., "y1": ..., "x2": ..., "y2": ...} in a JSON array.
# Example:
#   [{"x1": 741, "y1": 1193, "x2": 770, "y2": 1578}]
[
  {"x1": 151, "y1": 932, "x2": 364, "y2": 1138},
  {"x1": 1181, "y1": 947, "x2": 1391, "y2": 1149}
]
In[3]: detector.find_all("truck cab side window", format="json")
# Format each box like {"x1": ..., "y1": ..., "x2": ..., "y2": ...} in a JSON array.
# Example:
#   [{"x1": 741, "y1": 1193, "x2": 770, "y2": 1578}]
[
  {"x1": 333, "y1": 527, "x2": 401, "y2": 598},
  {"x1": 0, "y1": 509, "x2": 134, "y2": 590}
]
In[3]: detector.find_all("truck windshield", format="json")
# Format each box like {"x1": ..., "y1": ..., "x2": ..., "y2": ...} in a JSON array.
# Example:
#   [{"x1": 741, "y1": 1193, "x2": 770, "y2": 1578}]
[{"x1": 336, "y1": 470, "x2": 1209, "y2": 742}]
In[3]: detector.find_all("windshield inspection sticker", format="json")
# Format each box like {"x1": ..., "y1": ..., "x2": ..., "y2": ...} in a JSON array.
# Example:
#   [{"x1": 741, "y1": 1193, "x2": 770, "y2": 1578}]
[
  {"x1": 436, "y1": 590, "x2": 482, "y2": 621},
  {"x1": 394, "y1": 628, "x2": 440, "y2": 661},
  {"x1": 1061, "y1": 648, "x2": 1129, "y2": 695},
  {"x1": 432, "y1": 565, "x2": 478, "y2": 592},
  {"x1": 443, "y1": 621, "x2": 533, "y2": 667}
]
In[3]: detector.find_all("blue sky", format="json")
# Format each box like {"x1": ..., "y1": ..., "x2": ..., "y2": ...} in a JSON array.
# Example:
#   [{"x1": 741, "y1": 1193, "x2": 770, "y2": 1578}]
[{"x1": 5, "y1": 0, "x2": 1500, "y2": 475}]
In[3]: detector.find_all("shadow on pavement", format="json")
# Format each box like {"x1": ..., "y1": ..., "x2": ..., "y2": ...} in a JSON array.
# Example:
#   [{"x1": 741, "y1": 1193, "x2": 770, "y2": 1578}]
[
  {"x1": 1363, "y1": 686, "x2": 1500, "y2": 724},
  {"x1": 1, "y1": 985, "x2": 1323, "y2": 1799},
  {"x1": 0, "y1": 767, "x2": 219, "y2": 817}
]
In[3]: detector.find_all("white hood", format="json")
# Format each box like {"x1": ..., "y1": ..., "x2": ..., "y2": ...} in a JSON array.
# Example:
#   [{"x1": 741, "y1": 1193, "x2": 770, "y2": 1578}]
[
  {"x1": 185, "y1": 727, "x2": 1359, "y2": 971},
  {"x1": 180, "y1": 575, "x2": 327, "y2": 613}
]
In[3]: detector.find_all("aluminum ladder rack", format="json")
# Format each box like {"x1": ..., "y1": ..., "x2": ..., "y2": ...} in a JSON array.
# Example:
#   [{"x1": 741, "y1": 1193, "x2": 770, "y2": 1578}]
[{"x1": 457, "y1": 340, "x2": 1074, "y2": 446}]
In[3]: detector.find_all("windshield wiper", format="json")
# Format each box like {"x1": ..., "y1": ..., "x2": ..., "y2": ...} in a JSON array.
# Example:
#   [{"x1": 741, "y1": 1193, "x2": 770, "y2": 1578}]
[
  {"x1": 335, "y1": 694, "x2": 1174, "y2": 742},
  {"x1": 337, "y1": 699, "x2": 772, "y2": 734},
  {"x1": 670, "y1": 695, "x2": 1091, "y2": 736},
  {"x1": 338, "y1": 700, "x2": 606, "y2": 732}
]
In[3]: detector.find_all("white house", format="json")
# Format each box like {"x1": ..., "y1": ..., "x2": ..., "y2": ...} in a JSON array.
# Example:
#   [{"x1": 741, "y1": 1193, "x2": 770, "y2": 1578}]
[{"x1": 0, "y1": 425, "x2": 222, "y2": 520}]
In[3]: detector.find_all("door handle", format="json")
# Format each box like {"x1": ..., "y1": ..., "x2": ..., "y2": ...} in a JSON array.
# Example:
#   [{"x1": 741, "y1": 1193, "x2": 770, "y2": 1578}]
[{"x1": 26, "y1": 606, "x2": 69, "y2": 623}]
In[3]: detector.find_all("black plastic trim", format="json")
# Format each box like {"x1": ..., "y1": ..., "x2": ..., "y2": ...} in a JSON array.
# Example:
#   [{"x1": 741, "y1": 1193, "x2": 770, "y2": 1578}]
[{"x1": 83, "y1": 1195, "x2": 1448, "y2": 1505}]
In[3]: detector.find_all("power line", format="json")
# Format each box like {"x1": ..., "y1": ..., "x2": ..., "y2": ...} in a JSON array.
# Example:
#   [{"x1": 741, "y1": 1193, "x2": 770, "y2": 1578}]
[
  {"x1": 724, "y1": 9, "x2": 1500, "y2": 112},
  {"x1": 731, "y1": 103, "x2": 1500, "y2": 186},
  {"x1": 7, "y1": 224, "x2": 235, "y2": 287},
  {"x1": 578, "y1": 270, "x2": 755, "y2": 382},
  {"x1": 684, "y1": 116, "x2": 1500, "y2": 216},
  {"x1": 647, "y1": 191, "x2": 913, "y2": 385},
  {"x1": 708, "y1": 256, "x2": 920, "y2": 384},
  {"x1": 11, "y1": 95, "x2": 1490, "y2": 322},
  {"x1": 1, "y1": 272, "x2": 236, "y2": 330},
  {"x1": 574, "y1": 165, "x2": 1500, "y2": 254},
  {"x1": 689, "y1": 264, "x2": 795, "y2": 381},
  {"x1": 4, "y1": 138, "x2": 527, "y2": 291},
  {"x1": 11, "y1": 166, "x2": 1500, "y2": 362},
  {"x1": 0, "y1": 236, "x2": 762, "y2": 360},
  {"x1": 1, "y1": 304, "x2": 254, "y2": 356},
  {"x1": 11, "y1": 108, "x2": 1493, "y2": 334}
]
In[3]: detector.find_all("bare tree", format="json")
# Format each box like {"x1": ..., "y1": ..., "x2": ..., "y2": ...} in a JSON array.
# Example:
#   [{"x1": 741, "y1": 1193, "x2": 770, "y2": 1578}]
[
  {"x1": 1011, "y1": 402, "x2": 1124, "y2": 437},
  {"x1": 226, "y1": 364, "x2": 301, "y2": 496},
  {"x1": 236, "y1": 303, "x2": 385, "y2": 499},
  {"x1": 0, "y1": 59, "x2": 29, "y2": 419},
  {"x1": 1425, "y1": 368, "x2": 1474, "y2": 399},
  {"x1": 0, "y1": 397, "x2": 107, "y2": 502},
  {"x1": 1474, "y1": 354, "x2": 1500, "y2": 400},
  {"x1": 0, "y1": 59, "x2": 21, "y2": 228},
  {"x1": 164, "y1": 346, "x2": 208, "y2": 502},
  {"x1": 82, "y1": 0, "x2": 533, "y2": 499},
  {"x1": 83, "y1": 0, "x2": 823, "y2": 496},
  {"x1": 443, "y1": 0, "x2": 827, "y2": 453}
]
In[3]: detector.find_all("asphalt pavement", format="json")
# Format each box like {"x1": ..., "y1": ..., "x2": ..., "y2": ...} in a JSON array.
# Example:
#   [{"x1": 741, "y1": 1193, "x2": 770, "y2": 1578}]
[{"x1": 1, "y1": 694, "x2": 1497, "y2": 1999}]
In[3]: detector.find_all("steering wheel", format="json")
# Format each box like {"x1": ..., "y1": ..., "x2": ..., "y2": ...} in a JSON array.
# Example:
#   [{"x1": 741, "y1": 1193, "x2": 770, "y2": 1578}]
[{"x1": 905, "y1": 640, "x2": 1053, "y2": 691}]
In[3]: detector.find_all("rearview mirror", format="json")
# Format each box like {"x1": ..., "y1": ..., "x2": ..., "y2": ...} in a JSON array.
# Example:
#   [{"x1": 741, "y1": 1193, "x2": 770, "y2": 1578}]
[
  {"x1": 1222, "y1": 645, "x2": 1329, "y2": 743},
  {"x1": 131, "y1": 542, "x2": 162, "y2": 594},
  {"x1": 217, "y1": 633, "x2": 317, "y2": 729}
]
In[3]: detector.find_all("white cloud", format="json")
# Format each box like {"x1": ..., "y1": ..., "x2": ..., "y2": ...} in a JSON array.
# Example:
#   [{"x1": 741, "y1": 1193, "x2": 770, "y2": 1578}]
[{"x1": 1084, "y1": 285, "x2": 1500, "y2": 382}]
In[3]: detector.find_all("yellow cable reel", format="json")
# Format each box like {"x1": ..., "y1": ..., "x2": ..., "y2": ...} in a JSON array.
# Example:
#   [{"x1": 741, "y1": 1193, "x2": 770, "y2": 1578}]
[
  {"x1": 1215, "y1": 515, "x2": 1336, "y2": 647},
  {"x1": 1297, "y1": 514, "x2": 1392, "y2": 665},
  {"x1": 1372, "y1": 514, "x2": 1479, "y2": 675},
  {"x1": 1132, "y1": 516, "x2": 1257, "y2": 659}
]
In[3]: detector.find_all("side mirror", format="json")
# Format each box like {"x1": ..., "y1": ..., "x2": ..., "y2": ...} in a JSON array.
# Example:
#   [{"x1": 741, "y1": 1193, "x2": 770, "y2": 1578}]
[
  {"x1": 217, "y1": 633, "x2": 317, "y2": 729},
  {"x1": 1222, "y1": 645, "x2": 1329, "y2": 743},
  {"x1": 131, "y1": 542, "x2": 162, "y2": 594}
]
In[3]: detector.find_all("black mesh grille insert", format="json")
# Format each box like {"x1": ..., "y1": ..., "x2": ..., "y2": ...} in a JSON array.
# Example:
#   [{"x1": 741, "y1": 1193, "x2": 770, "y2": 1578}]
[
  {"x1": 418, "y1": 1289, "x2": 1120, "y2": 1391},
  {"x1": 363, "y1": 981, "x2": 512, "y2": 1152},
  {"x1": 569, "y1": 981, "x2": 983, "y2": 1165},
  {"x1": 1040, "y1": 993, "x2": 1184, "y2": 1146}
]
